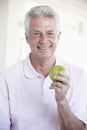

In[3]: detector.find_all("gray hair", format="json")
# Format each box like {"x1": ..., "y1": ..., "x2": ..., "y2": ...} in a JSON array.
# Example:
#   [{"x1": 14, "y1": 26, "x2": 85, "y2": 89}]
[{"x1": 24, "y1": 5, "x2": 60, "y2": 34}]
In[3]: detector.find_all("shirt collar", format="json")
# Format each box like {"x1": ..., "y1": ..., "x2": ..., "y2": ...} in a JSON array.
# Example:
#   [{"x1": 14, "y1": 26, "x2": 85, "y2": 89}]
[
  {"x1": 23, "y1": 53, "x2": 64, "y2": 79},
  {"x1": 23, "y1": 53, "x2": 40, "y2": 79}
]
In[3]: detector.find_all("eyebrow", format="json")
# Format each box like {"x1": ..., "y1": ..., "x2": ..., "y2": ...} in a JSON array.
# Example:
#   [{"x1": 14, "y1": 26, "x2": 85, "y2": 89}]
[{"x1": 31, "y1": 30, "x2": 56, "y2": 32}]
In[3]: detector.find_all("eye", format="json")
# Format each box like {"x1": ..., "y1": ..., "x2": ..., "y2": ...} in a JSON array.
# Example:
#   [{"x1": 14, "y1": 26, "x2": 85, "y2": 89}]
[
  {"x1": 33, "y1": 32, "x2": 40, "y2": 36},
  {"x1": 48, "y1": 32, "x2": 54, "y2": 35},
  {"x1": 47, "y1": 32, "x2": 55, "y2": 37}
]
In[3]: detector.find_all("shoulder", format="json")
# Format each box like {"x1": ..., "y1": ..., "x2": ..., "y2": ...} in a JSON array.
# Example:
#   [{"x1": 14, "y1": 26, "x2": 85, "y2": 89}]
[
  {"x1": 0, "y1": 60, "x2": 24, "y2": 80},
  {"x1": 56, "y1": 56, "x2": 87, "y2": 80}
]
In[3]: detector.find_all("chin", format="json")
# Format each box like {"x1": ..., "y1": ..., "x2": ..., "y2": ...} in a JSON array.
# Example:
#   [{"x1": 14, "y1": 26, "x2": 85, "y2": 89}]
[{"x1": 39, "y1": 54, "x2": 52, "y2": 60}]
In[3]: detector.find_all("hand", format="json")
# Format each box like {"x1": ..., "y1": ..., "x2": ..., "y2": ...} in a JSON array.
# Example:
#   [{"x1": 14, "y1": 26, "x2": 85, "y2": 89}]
[{"x1": 50, "y1": 72, "x2": 70, "y2": 104}]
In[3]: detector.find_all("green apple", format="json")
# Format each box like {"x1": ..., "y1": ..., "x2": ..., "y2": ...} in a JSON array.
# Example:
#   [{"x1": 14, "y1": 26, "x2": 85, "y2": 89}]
[{"x1": 49, "y1": 65, "x2": 66, "y2": 82}]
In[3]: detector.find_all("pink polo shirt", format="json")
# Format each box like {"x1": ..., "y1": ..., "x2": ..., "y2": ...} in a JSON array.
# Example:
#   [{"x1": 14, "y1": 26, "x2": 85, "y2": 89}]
[{"x1": 0, "y1": 53, "x2": 87, "y2": 130}]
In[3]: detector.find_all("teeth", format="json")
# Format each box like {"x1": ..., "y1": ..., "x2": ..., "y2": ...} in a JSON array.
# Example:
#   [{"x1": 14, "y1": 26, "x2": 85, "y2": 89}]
[
  {"x1": 38, "y1": 45, "x2": 51, "y2": 50},
  {"x1": 39, "y1": 47, "x2": 49, "y2": 50}
]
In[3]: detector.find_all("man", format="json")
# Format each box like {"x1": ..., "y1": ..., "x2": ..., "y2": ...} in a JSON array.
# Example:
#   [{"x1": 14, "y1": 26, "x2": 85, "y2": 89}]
[{"x1": 0, "y1": 5, "x2": 87, "y2": 130}]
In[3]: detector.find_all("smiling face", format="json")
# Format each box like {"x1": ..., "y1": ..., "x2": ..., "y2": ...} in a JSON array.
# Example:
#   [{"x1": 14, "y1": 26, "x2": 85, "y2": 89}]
[{"x1": 25, "y1": 17, "x2": 61, "y2": 62}]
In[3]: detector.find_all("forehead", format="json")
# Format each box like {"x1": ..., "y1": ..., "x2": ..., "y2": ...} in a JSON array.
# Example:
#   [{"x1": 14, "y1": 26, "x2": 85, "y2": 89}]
[{"x1": 29, "y1": 17, "x2": 56, "y2": 30}]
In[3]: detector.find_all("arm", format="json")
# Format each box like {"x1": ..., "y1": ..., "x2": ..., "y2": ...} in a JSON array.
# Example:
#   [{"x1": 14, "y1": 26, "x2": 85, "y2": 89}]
[
  {"x1": 58, "y1": 98, "x2": 85, "y2": 130},
  {"x1": 0, "y1": 76, "x2": 10, "y2": 130},
  {"x1": 50, "y1": 72, "x2": 85, "y2": 130}
]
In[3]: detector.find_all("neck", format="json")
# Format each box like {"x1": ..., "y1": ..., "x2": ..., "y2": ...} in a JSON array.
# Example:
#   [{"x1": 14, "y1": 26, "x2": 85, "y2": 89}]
[{"x1": 30, "y1": 54, "x2": 55, "y2": 77}]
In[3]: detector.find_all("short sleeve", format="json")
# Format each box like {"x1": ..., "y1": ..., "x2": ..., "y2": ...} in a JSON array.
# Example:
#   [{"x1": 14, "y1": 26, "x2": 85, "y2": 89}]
[{"x1": 70, "y1": 70, "x2": 87, "y2": 125}]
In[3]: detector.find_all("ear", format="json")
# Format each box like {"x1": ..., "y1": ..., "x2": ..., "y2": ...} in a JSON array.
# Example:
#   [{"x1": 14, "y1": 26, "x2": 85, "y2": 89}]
[
  {"x1": 57, "y1": 32, "x2": 61, "y2": 40},
  {"x1": 25, "y1": 33, "x2": 29, "y2": 44}
]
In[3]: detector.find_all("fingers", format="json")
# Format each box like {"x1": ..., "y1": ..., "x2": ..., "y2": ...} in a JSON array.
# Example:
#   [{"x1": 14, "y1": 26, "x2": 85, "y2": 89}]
[
  {"x1": 53, "y1": 72, "x2": 70, "y2": 86},
  {"x1": 49, "y1": 72, "x2": 70, "y2": 103},
  {"x1": 49, "y1": 72, "x2": 70, "y2": 91},
  {"x1": 50, "y1": 81, "x2": 65, "y2": 89}
]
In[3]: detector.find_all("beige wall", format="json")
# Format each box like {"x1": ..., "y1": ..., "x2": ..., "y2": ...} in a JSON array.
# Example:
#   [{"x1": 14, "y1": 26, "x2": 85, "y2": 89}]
[
  {"x1": 0, "y1": 0, "x2": 9, "y2": 70},
  {"x1": 0, "y1": 0, "x2": 87, "y2": 70}
]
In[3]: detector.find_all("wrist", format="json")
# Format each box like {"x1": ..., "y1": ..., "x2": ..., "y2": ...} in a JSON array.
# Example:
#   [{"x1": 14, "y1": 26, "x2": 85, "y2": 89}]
[{"x1": 57, "y1": 98, "x2": 67, "y2": 105}]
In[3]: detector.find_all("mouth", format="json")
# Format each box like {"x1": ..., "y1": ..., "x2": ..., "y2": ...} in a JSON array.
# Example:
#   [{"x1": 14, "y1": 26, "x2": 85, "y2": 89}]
[{"x1": 37, "y1": 45, "x2": 51, "y2": 50}]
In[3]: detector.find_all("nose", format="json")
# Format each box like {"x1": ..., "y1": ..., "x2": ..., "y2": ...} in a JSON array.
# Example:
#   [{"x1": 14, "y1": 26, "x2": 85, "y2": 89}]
[{"x1": 39, "y1": 33, "x2": 48, "y2": 43}]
